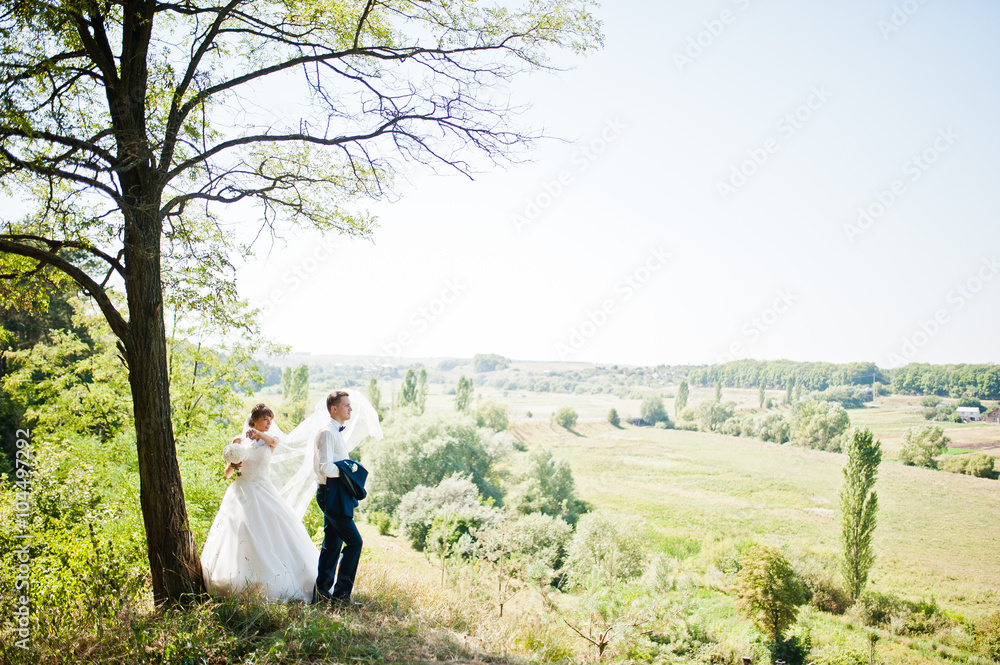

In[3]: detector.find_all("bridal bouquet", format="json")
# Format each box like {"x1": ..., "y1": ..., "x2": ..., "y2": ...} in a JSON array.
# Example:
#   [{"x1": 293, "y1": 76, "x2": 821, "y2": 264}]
[
  {"x1": 222, "y1": 442, "x2": 248, "y2": 464},
  {"x1": 222, "y1": 442, "x2": 248, "y2": 477}
]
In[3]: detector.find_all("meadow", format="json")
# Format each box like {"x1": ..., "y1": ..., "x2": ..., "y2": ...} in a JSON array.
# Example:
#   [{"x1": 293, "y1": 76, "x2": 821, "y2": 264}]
[{"x1": 342, "y1": 374, "x2": 1000, "y2": 663}]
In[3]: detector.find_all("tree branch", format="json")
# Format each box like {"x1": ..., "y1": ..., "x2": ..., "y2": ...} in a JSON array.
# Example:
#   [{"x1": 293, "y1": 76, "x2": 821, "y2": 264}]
[{"x1": 0, "y1": 237, "x2": 129, "y2": 342}]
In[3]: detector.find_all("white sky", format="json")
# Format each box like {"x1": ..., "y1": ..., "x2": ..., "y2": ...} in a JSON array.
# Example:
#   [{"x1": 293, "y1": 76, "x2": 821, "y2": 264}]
[{"x1": 235, "y1": 0, "x2": 1000, "y2": 368}]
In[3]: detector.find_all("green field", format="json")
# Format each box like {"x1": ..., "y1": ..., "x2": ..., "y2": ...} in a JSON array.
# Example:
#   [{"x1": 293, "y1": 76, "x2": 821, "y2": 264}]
[{"x1": 253, "y1": 376, "x2": 1000, "y2": 661}]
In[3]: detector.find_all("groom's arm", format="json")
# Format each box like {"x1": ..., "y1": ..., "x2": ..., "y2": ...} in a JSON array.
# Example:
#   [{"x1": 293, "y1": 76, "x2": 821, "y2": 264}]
[{"x1": 316, "y1": 429, "x2": 341, "y2": 479}]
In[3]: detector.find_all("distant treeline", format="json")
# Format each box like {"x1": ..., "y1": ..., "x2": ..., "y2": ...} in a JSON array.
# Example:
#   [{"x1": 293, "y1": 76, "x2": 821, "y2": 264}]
[
  {"x1": 688, "y1": 360, "x2": 883, "y2": 392},
  {"x1": 687, "y1": 359, "x2": 1000, "y2": 400}
]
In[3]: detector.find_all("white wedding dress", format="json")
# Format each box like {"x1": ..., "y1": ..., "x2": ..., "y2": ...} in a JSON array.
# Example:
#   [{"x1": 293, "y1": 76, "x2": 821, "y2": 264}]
[{"x1": 200, "y1": 435, "x2": 319, "y2": 602}]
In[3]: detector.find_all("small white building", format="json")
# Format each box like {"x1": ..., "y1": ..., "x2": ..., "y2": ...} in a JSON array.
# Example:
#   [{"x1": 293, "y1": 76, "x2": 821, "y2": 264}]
[{"x1": 957, "y1": 406, "x2": 982, "y2": 422}]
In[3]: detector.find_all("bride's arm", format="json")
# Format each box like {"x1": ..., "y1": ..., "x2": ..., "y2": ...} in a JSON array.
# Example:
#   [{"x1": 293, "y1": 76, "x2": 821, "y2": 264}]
[{"x1": 249, "y1": 429, "x2": 280, "y2": 450}]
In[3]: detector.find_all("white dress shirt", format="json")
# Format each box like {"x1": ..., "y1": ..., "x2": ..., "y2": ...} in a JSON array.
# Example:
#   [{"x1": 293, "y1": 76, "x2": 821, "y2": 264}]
[{"x1": 314, "y1": 418, "x2": 348, "y2": 485}]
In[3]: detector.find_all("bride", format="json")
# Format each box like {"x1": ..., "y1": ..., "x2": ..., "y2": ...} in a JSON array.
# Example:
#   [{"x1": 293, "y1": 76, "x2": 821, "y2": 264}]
[
  {"x1": 200, "y1": 402, "x2": 318, "y2": 601},
  {"x1": 200, "y1": 391, "x2": 382, "y2": 602}
]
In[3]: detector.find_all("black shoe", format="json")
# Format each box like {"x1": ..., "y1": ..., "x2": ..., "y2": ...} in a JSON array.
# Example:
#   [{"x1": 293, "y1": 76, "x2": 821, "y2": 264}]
[
  {"x1": 331, "y1": 596, "x2": 362, "y2": 608},
  {"x1": 311, "y1": 584, "x2": 333, "y2": 605}
]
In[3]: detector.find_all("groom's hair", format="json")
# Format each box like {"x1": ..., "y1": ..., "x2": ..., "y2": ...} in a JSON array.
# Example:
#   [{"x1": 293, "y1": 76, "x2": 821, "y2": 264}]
[
  {"x1": 327, "y1": 391, "x2": 349, "y2": 410},
  {"x1": 249, "y1": 403, "x2": 274, "y2": 423}
]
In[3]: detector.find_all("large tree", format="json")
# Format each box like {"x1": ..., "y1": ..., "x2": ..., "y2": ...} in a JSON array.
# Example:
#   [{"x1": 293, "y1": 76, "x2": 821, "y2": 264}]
[{"x1": 0, "y1": 0, "x2": 600, "y2": 604}]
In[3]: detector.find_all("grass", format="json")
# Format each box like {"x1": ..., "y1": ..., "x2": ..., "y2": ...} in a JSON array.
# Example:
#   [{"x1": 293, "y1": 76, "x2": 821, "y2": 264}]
[
  {"x1": 507, "y1": 418, "x2": 1000, "y2": 663},
  {"x1": 514, "y1": 420, "x2": 1000, "y2": 613},
  {"x1": 8, "y1": 520, "x2": 579, "y2": 665}
]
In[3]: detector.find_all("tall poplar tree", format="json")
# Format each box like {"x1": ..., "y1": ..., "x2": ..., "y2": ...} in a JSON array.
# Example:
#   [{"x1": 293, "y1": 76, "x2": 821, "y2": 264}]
[{"x1": 840, "y1": 427, "x2": 882, "y2": 601}]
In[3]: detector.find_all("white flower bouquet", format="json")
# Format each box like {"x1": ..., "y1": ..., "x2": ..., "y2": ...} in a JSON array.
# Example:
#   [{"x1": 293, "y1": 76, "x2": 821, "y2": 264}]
[{"x1": 222, "y1": 442, "x2": 248, "y2": 465}]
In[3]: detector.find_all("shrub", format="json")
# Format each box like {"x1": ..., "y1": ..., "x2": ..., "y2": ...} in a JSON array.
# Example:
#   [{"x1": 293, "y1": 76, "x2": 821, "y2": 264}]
[
  {"x1": 975, "y1": 610, "x2": 1000, "y2": 660},
  {"x1": 967, "y1": 453, "x2": 997, "y2": 478},
  {"x1": 944, "y1": 452, "x2": 997, "y2": 478},
  {"x1": 395, "y1": 475, "x2": 500, "y2": 552},
  {"x1": 855, "y1": 591, "x2": 953, "y2": 635},
  {"x1": 607, "y1": 408, "x2": 620, "y2": 427},
  {"x1": 695, "y1": 400, "x2": 735, "y2": 432},
  {"x1": 505, "y1": 448, "x2": 589, "y2": 525},
  {"x1": 474, "y1": 399, "x2": 509, "y2": 432},
  {"x1": 552, "y1": 406, "x2": 578, "y2": 429},
  {"x1": 733, "y1": 546, "x2": 806, "y2": 644},
  {"x1": 639, "y1": 395, "x2": 669, "y2": 425},
  {"x1": 801, "y1": 571, "x2": 850, "y2": 615},
  {"x1": 756, "y1": 413, "x2": 791, "y2": 443},
  {"x1": 368, "y1": 511, "x2": 393, "y2": 536},
  {"x1": 770, "y1": 633, "x2": 811, "y2": 665},
  {"x1": 364, "y1": 411, "x2": 512, "y2": 514},
  {"x1": 898, "y1": 424, "x2": 949, "y2": 469},
  {"x1": 678, "y1": 407, "x2": 695, "y2": 421},
  {"x1": 857, "y1": 591, "x2": 900, "y2": 628},
  {"x1": 920, "y1": 395, "x2": 941, "y2": 408},
  {"x1": 790, "y1": 399, "x2": 850, "y2": 451},
  {"x1": 957, "y1": 396, "x2": 984, "y2": 412},
  {"x1": 565, "y1": 510, "x2": 647, "y2": 587}
]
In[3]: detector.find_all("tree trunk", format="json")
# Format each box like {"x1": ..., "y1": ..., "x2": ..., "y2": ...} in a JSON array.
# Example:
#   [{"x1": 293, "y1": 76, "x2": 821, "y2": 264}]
[{"x1": 122, "y1": 187, "x2": 205, "y2": 604}]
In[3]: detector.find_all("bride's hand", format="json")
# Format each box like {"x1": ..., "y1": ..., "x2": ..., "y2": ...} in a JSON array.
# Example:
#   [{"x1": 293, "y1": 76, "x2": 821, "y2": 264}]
[{"x1": 246, "y1": 428, "x2": 259, "y2": 440}]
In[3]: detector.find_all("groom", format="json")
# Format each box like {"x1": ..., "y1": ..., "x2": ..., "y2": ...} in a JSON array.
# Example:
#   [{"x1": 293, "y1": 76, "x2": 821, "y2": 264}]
[{"x1": 312, "y1": 390, "x2": 365, "y2": 606}]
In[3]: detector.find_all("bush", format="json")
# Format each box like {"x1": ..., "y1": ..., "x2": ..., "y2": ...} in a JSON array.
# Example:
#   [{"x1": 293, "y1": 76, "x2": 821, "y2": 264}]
[
  {"x1": 920, "y1": 395, "x2": 941, "y2": 408},
  {"x1": 733, "y1": 546, "x2": 806, "y2": 644},
  {"x1": 790, "y1": 399, "x2": 850, "y2": 451},
  {"x1": 505, "y1": 448, "x2": 589, "y2": 525},
  {"x1": 856, "y1": 591, "x2": 953, "y2": 635},
  {"x1": 639, "y1": 395, "x2": 669, "y2": 425},
  {"x1": 395, "y1": 475, "x2": 499, "y2": 552},
  {"x1": 552, "y1": 406, "x2": 578, "y2": 429},
  {"x1": 898, "y1": 424, "x2": 949, "y2": 469},
  {"x1": 967, "y1": 453, "x2": 997, "y2": 478},
  {"x1": 607, "y1": 408, "x2": 620, "y2": 427},
  {"x1": 695, "y1": 400, "x2": 735, "y2": 432},
  {"x1": 474, "y1": 399, "x2": 509, "y2": 432},
  {"x1": 770, "y1": 633, "x2": 811, "y2": 665},
  {"x1": 801, "y1": 571, "x2": 850, "y2": 615},
  {"x1": 368, "y1": 511, "x2": 393, "y2": 536},
  {"x1": 363, "y1": 411, "x2": 512, "y2": 514},
  {"x1": 856, "y1": 591, "x2": 900, "y2": 628},
  {"x1": 975, "y1": 610, "x2": 1000, "y2": 660},
  {"x1": 678, "y1": 407, "x2": 695, "y2": 421},
  {"x1": 565, "y1": 510, "x2": 647, "y2": 587},
  {"x1": 944, "y1": 452, "x2": 996, "y2": 478},
  {"x1": 957, "y1": 396, "x2": 984, "y2": 412}
]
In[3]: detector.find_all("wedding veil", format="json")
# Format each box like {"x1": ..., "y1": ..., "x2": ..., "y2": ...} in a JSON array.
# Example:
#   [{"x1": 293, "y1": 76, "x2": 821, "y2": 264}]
[{"x1": 268, "y1": 388, "x2": 383, "y2": 518}]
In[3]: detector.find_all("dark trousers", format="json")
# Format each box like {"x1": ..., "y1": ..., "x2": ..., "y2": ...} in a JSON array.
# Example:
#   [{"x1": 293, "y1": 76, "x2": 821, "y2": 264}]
[{"x1": 316, "y1": 484, "x2": 363, "y2": 599}]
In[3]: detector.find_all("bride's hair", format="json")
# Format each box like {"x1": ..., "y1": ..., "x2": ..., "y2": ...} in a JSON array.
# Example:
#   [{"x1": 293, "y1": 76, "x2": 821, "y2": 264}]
[{"x1": 249, "y1": 403, "x2": 274, "y2": 423}]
